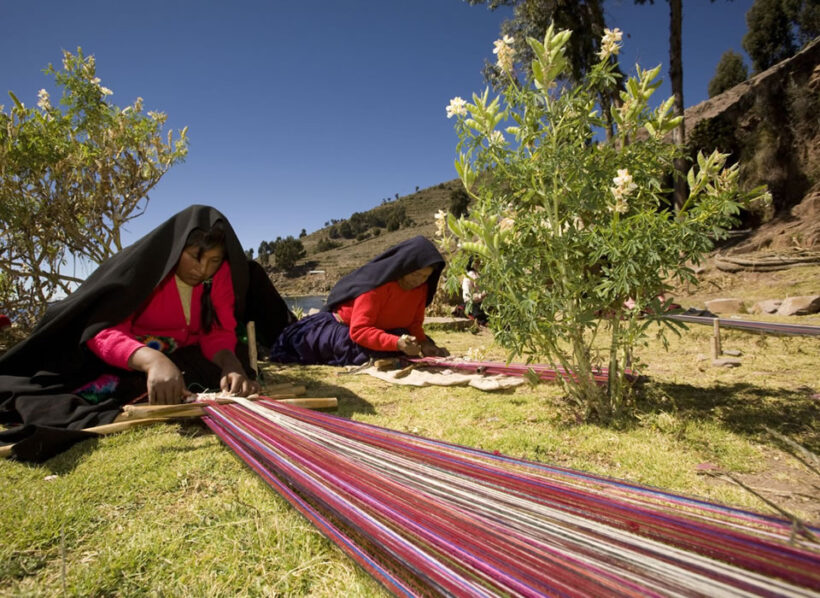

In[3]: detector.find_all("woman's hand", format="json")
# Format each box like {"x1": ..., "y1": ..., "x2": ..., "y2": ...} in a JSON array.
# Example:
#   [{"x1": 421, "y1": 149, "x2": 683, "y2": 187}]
[
  {"x1": 220, "y1": 370, "x2": 260, "y2": 397},
  {"x1": 129, "y1": 347, "x2": 188, "y2": 405},
  {"x1": 420, "y1": 339, "x2": 449, "y2": 358},
  {"x1": 397, "y1": 334, "x2": 421, "y2": 356},
  {"x1": 212, "y1": 349, "x2": 260, "y2": 397}
]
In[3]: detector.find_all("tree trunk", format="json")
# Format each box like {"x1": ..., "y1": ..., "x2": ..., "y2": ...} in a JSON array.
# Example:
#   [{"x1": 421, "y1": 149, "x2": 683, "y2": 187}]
[{"x1": 669, "y1": 0, "x2": 687, "y2": 211}]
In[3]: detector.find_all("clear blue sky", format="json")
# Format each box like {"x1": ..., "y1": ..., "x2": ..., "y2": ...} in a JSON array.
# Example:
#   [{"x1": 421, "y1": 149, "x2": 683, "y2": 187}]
[{"x1": 2, "y1": 0, "x2": 756, "y2": 256}]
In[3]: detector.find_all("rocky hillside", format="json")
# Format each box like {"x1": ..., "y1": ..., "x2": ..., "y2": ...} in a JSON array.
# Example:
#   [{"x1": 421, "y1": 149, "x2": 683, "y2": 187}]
[
  {"x1": 270, "y1": 39, "x2": 820, "y2": 296},
  {"x1": 682, "y1": 37, "x2": 819, "y2": 252}
]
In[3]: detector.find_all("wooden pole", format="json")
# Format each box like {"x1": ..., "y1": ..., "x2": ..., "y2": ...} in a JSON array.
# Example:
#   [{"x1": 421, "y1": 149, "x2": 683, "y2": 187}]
[
  {"x1": 711, "y1": 318, "x2": 722, "y2": 359},
  {"x1": 247, "y1": 320, "x2": 258, "y2": 376}
]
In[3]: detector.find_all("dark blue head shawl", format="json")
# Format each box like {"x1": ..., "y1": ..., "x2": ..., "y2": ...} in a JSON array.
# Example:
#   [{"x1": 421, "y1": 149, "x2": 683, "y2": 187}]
[{"x1": 323, "y1": 236, "x2": 445, "y2": 312}]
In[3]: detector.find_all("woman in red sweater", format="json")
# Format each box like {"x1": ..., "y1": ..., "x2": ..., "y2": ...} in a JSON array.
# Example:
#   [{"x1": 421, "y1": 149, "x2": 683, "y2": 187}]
[
  {"x1": 270, "y1": 236, "x2": 449, "y2": 365},
  {"x1": 0, "y1": 205, "x2": 294, "y2": 461},
  {"x1": 86, "y1": 223, "x2": 256, "y2": 404}
]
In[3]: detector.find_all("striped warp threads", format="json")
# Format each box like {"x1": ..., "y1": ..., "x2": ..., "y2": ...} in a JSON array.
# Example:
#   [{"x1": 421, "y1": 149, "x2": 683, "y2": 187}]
[{"x1": 203, "y1": 398, "x2": 820, "y2": 597}]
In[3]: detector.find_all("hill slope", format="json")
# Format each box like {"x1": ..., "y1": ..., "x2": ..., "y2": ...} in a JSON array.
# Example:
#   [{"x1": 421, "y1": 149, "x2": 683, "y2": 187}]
[{"x1": 267, "y1": 179, "x2": 460, "y2": 296}]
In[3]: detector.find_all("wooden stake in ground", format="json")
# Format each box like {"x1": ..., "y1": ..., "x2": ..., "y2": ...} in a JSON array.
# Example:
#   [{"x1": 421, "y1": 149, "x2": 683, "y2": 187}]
[
  {"x1": 711, "y1": 318, "x2": 722, "y2": 359},
  {"x1": 247, "y1": 320, "x2": 258, "y2": 377}
]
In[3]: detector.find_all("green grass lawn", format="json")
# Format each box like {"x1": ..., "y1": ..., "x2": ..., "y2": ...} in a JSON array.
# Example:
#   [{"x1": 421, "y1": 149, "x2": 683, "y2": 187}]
[{"x1": 2, "y1": 323, "x2": 818, "y2": 596}]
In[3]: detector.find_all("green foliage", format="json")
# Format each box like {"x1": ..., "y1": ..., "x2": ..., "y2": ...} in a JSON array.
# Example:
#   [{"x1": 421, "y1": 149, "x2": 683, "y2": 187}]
[
  {"x1": 271, "y1": 236, "x2": 305, "y2": 271},
  {"x1": 785, "y1": 0, "x2": 820, "y2": 44},
  {"x1": 442, "y1": 25, "x2": 770, "y2": 421},
  {"x1": 332, "y1": 205, "x2": 413, "y2": 240},
  {"x1": 708, "y1": 50, "x2": 749, "y2": 97},
  {"x1": 385, "y1": 205, "x2": 412, "y2": 231},
  {"x1": 743, "y1": 0, "x2": 799, "y2": 72},
  {"x1": 315, "y1": 237, "x2": 341, "y2": 253},
  {"x1": 338, "y1": 220, "x2": 353, "y2": 239},
  {"x1": 448, "y1": 187, "x2": 472, "y2": 218},
  {"x1": 687, "y1": 116, "x2": 740, "y2": 163},
  {"x1": 258, "y1": 240, "x2": 272, "y2": 259},
  {"x1": 466, "y1": 0, "x2": 612, "y2": 87},
  {"x1": 0, "y1": 48, "x2": 188, "y2": 327}
]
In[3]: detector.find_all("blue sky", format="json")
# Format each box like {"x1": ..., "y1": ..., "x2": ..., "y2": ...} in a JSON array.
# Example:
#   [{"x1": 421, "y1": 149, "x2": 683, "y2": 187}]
[{"x1": 2, "y1": 0, "x2": 756, "y2": 256}]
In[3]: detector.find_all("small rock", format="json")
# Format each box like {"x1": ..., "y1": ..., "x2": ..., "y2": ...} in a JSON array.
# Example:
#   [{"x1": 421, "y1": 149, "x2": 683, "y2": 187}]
[
  {"x1": 712, "y1": 358, "x2": 742, "y2": 368},
  {"x1": 776, "y1": 295, "x2": 820, "y2": 316},
  {"x1": 751, "y1": 299, "x2": 782, "y2": 314},
  {"x1": 723, "y1": 349, "x2": 742, "y2": 356},
  {"x1": 705, "y1": 298, "x2": 745, "y2": 314}
]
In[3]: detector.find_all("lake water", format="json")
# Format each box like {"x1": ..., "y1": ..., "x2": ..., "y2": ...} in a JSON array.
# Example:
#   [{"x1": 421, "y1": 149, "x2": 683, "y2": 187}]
[{"x1": 284, "y1": 295, "x2": 327, "y2": 313}]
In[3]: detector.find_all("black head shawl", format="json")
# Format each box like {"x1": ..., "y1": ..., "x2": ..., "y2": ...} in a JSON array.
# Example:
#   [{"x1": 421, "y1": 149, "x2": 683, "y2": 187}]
[
  {"x1": 0, "y1": 205, "x2": 249, "y2": 376},
  {"x1": 323, "y1": 236, "x2": 445, "y2": 312}
]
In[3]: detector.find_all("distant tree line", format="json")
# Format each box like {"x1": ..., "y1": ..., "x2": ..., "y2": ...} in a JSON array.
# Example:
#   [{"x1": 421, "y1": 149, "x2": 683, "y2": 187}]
[
  {"x1": 708, "y1": 0, "x2": 817, "y2": 98},
  {"x1": 257, "y1": 236, "x2": 305, "y2": 271},
  {"x1": 324, "y1": 204, "x2": 413, "y2": 243}
]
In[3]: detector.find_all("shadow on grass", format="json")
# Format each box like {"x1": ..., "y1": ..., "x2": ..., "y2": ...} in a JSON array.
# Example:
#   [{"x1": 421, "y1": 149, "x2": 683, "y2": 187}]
[{"x1": 639, "y1": 380, "x2": 819, "y2": 451}]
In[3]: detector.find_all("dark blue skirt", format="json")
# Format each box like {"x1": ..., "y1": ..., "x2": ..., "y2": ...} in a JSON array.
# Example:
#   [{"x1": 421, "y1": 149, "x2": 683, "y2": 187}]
[{"x1": 269, "y1": 312, "x2": 405, "y2": 366}]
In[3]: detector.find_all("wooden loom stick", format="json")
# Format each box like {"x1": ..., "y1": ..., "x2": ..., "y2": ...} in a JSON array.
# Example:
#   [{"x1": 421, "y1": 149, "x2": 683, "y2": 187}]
[
  {"x1": 0, "y1": 396, "x2": 337, "y2": 458},
  {"x1": 115, "y1": 397, "x2": 337, "y2": 422}
]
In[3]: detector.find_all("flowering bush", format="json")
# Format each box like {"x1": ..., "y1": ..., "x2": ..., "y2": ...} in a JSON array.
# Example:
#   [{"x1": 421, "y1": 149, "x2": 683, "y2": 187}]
[
  {"x1": 440, "y1": 26, "x2": 769, "y2": 421},
  {"x1": 0, "y1": 48, "x2": 188, "y2": 328}
]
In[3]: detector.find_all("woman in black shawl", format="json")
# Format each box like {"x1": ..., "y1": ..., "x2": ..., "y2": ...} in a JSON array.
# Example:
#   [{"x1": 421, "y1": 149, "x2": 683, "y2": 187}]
[
  {"x1": 270, "y1": 236, "x2": 449, "y2": 366},
  {"x1": 0, "y1": 205, "x2": 294, "y2": 461}
]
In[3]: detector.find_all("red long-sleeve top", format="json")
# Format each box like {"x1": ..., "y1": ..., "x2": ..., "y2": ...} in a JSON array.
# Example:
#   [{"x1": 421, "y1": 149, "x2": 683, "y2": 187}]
[
  {"x1": 334, "y1": 281, "x2": 428, "y2": 352},
  {"x1": 87, "y1": 261, "x2": 237, "y2": 369}
]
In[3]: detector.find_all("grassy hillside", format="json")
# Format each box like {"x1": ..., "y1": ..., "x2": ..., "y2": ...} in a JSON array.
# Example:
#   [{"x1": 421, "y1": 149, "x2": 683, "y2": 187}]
[{"x1": 266, "y1": 179, "x2": 461, "y2": 296}]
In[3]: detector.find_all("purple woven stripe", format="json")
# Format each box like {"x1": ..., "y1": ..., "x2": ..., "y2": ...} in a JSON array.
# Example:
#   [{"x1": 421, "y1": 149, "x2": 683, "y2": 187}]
[{"x1": 202, "y1": 400, "x2": 820, "y2": 596}]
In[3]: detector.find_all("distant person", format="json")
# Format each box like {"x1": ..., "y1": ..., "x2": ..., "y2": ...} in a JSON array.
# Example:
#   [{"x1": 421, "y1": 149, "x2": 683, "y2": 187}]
[
  {"x1": 461, "y1": 257, "x2": 488, "y2": 325},
  {"x1": 270, "y1": 236, "x2": 449, "y2": 365},
  {"x1": 0, "y1": 205, "x2": 294, "y2": 461}
]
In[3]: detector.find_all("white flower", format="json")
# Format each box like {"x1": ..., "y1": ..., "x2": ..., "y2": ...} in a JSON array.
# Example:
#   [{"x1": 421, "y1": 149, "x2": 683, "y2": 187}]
[
  {"x1": 597, "y1": 27, "x2": 623, "y2": 60},
  {"x1": 446, "y1": 96, "x2": 468, "y2": 119},
  {"x1": 609, "y1": 168, "x2": 636, "y2": 213},
  {"x1": 434, "y1": 209, "x2": 448, "y2": 238},
  {"x1": 100, "y1": 86, "x2": 113, "y2": 96},
  {"x1": 609, "y1": 198, "x2": 629, "y2": 214},
  {"x1": 37, "y1": 89, "x2": 51, "y2": 111},
  {"x1": 493, "y1": 35, "x2": 515, "y2": 74},
  {"x1": 612, "y1": 168, "x2": 635, "y2": 192},
  {"x1": 488, "y1": 130, "x2": 504, "y2": 146},
  {"x1": 91, "y1": 76, "x2": 101, "y2": 85}
]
